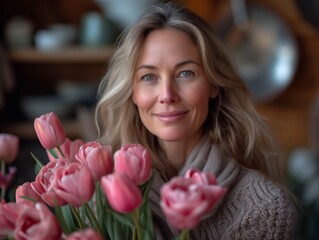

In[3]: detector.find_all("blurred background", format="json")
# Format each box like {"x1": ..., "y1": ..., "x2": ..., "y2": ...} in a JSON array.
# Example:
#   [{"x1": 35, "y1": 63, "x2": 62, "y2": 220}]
[{"x1": 0, "y1": 0, "x2": 318, "y2": 238}]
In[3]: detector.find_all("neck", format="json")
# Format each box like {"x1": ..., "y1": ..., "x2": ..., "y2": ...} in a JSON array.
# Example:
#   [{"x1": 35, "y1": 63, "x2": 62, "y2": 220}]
[{"x1": 159, "y1": 135, "x2": 202, "y2": 173}]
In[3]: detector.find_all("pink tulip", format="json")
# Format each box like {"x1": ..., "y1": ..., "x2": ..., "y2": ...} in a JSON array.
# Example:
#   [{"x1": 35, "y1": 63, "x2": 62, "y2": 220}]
[
  {"x1": 65, "y1": 228, "x2": 103, "y2": 240},
  {"x1": 0, "y1": 133, "x2": 19, "y2": 163},
  {"x1": 0, "y1": 166, "x2": 16, "y2": 188},
  {"x1": 16, "y1": 182, "x2": 42, "y2": 206},
  {"x1": 54, "y1": 162, "x2": 94, "y2": 207},
  {"x1": 101, "y1": 172, "x2": 142, "y2": 213},
  {"x1": 114, "y1": 144, "x2": 152, "y2": 185},
  {"x1": 75, "y1": 141, "x2": 113, "y2": 181},
  {"x1": 185, "y1": 169, "x2": 228, "y2": 211},
  {"x1": 34, "y1": 112, "x2": 66, "y2": 149},
  {"x1": 47, "y1": 137, "x2": 84, "y2": 162},
  {"x1": 185, "y1": 168, "x2": 217, "y2": 185},
  {"x1": 0, "y1": 202, "x2": 29, "y2": 238},
  {"x1": 14, "y1": 202, "x2": 62, "y2": 240},
  {"x1": 160, "y1": 176, "x2": 227, "y2": 230},
  {"x1": 31, "y1": 159, "x2": 68, "y2": 206}
]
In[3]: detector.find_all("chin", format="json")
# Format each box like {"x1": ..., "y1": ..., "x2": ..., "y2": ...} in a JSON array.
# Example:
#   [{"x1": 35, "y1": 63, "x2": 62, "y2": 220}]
[{"x1": 155, "y1": 132, "x2": 188, "y2": 142}]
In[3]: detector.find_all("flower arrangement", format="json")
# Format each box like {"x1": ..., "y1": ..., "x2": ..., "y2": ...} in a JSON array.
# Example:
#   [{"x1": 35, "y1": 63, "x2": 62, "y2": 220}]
[{"x1": 0, "y1": 112, "x2": 227, "y2": 240}]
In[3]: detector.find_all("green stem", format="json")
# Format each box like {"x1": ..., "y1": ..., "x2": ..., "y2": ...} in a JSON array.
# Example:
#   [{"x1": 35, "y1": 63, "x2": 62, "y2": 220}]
[
  {"x1": 0, "y1": 161, "x2": 6, "y2": 201},
  {"x1": 133, "y1": 209, "x2": 142, "y2": 240},
  {"x1": 95, "y1": 183, "x2": 103, "y2": 218},
  {"x1": 84, "y1": 203, "x2": 104, "y2": 237},
  {"x1": 70, "y1": 206, "x2": 85, "y2": 229},
  {"x1": 95, "y1": 183, "x2": 108, "y2": 238},
  {"x1": 179, "y1": 229, "x2": 190, "y2": 240},
  {"x1": 132, "y1": 229, "x2": 137, "y2": 240},
  {"x1": 57, "y1": 145, "x2": 65, "y2": 158}
]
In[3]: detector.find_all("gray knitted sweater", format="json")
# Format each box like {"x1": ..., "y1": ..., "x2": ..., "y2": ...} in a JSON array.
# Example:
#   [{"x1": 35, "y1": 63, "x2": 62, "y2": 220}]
[{"x1": 149, "y1": 137, "x2": 298, "y2": 240}]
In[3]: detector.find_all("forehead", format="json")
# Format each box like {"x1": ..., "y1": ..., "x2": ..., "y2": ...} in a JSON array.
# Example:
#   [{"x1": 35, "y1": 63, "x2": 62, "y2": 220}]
[{"x1": 137, "y1": 28, "x2": 200, "y2": 63}]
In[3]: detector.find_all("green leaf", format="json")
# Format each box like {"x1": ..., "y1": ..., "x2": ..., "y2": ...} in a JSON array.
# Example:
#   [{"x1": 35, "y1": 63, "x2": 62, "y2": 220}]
[
  {"x1": 54, "y1": 206, "x2": 71, "y2": 234},
  {"x1": 141, "y1": 171, "x2": 155, "y2": 202},
  {"x1": 113, "y1": 220, "x2": 132, "y2": 240},
  {"x1": 61, "y1": 205, "x2": 76, "y2": 231},
  {"x1": 103, "y1": 200, "x2": 135, "y2": 239},
  {"x1": 135, "y1": 179, "x2": 155, "y2": 240},
  {"x1": 104, "y1": 204, "x2": 114, "y2": 240},
  {"x1": 34, "y1": 163, "x2": 42, "y2": 175},
  {"x1": 95, "y1": 185, "x2": 108, "y2": 238},
  {"x1": 109, "y1": 211, "x2": 134, "y2": 228},
  {"x1": 140, "y1": 201, "x2": 154, "y2": 240},
  {"x1": 30, "y1": 152, "x2": 44, "y2": 174},
  {"x1": 84, "y1": 203, "x2": 103, "y2": 236},
  {"x1": 95, "y1": 183, "x2": 103, "y2": 214}
]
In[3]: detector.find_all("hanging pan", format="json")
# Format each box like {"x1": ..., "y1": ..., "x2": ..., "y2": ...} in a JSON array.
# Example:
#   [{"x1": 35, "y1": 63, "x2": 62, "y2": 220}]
[{"x1": 217, "y1": 0, "x2": 299, "y2": 103}]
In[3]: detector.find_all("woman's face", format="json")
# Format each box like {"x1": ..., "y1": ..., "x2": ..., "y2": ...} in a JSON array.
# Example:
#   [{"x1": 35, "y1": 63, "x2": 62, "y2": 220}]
[{"x1": 132, "y1": 28, "x2": 218, "y2": 144}]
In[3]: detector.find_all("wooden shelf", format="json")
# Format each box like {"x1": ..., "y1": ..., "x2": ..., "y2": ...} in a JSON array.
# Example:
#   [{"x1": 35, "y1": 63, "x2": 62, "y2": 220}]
[
  {"x1": 7, "y1": 46, "x2": 114, "y2": 64},
  {"x1": 0, "y1": 120, "x2": 81, "y2": 140}
]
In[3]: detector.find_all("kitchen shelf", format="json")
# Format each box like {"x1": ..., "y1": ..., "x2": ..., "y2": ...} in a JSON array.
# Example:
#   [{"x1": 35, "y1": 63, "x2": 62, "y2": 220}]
[
  {"x1": 0, "y1": 120, "x2": 81, "y2": 140},
  {"x1": 7, "y1": 46, "x2": 114, "y2": 64},
  {"x1": 4, "y1": 46, "x2": 113, "y2": 140}
]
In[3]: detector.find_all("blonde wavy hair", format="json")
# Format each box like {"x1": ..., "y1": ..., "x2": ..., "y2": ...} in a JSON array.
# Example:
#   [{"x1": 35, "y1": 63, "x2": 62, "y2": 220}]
[{"x1": 95, "y1": 1, "x2": 281, "y2": 181}]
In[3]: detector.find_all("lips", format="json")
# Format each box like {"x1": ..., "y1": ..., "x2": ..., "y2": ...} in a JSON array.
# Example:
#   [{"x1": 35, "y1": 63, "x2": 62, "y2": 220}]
[{"x1": 154, "y1": 111, "x2": 188, "y2": 122}]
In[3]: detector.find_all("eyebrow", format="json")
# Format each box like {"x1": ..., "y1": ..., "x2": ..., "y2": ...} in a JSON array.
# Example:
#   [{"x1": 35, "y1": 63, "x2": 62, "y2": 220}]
[{"x1": 135, "y1": 60, "x2": 200, "y2": 72}]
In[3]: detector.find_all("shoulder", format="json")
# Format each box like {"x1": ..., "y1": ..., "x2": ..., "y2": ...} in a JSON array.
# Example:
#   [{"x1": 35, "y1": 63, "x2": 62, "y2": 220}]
[
  {"x1": 235, "y1": 169, "x2": 296, "y2": 209},
  {"x1": 222, "y1": 168, "x2": 299, "y2": 239}
]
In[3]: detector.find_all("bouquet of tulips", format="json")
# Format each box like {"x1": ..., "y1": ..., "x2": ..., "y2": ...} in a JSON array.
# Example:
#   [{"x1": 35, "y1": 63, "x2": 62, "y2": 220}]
[{"x1": 0, "y1": 112, "x2": 227, "y2": 240}]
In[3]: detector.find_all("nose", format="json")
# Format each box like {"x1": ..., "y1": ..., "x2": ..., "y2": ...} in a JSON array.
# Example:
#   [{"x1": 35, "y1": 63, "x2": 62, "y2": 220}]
[{"x1": 159, "y1": 79, "x2": 179, "y2": 104}]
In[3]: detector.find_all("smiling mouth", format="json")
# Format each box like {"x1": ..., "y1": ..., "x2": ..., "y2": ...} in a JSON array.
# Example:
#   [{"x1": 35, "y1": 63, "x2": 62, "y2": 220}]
[{"x1": 154, "y1": 111, "x2": 188, "y2": 122}]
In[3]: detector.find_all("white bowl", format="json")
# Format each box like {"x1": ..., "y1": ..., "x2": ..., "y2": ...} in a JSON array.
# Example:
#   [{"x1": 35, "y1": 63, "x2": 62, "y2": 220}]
[
  {"x1": 56, "y1": 81, "x2": 96, "y2": 104},
  {"x1": 94, "y1": 0, "x2": 159, "y2": 29},
  {"x1": 20, "y1": 96, "x2": 73, "y2": 120}
]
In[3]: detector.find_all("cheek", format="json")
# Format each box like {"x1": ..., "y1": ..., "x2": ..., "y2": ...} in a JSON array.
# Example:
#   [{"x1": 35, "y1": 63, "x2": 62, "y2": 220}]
[
  {"x1": 132, "y1": 87, "x2": 155, "y2": 110},
  {"x1": 185, "y1": 84, "x2": 211, "y2": 107}
]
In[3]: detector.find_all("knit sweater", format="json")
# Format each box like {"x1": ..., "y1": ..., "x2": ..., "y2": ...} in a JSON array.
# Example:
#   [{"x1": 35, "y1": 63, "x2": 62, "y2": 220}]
[{"x1": 149, "y1": 136, "x2": 298, "y2": 240}]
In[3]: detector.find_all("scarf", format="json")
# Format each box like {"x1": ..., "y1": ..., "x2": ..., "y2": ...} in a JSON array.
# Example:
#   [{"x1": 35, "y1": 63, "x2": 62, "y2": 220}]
[{"x1": 149, "y1": 135, "x2": 242, "y2": 238}]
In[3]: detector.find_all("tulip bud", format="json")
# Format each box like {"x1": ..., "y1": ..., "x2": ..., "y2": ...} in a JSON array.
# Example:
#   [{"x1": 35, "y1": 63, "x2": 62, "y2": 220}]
[
  {"x1": 14, "y1": 202, "x2": 62, "y2": 240},
  {"x1": 101, "y1": 172, "x2": 142, "y2": 213},
  {"x1": 114, "y1": 144, "x2": 152, "y2": 185},
  {"x1": 0, "y1": 133, "x2": 19, "y2": 163},
  {"x1": 34, "y1": 112, "x2": 66, "y2": 150},
  {"x1": 184, "y1": 169, "x2": 227, "y2": 212},
  {"x1": 160, "y1": 175, "x2": 227, "y2": 230},
  {"x1": 31, "y1": 159, "x2": 68, "y2": 207},
  {"x1": 75, "y1": 142, "x2": 114, "y2": 181},
  {"x1": 0, "y1": 201, "x2": 30, "y2": 237},
  {"x1": 185, "y1": 168, "x2": 217, "y2": 185},
  {"x1": 54, "y1": 163, "x2": 95, "y2": 207}
]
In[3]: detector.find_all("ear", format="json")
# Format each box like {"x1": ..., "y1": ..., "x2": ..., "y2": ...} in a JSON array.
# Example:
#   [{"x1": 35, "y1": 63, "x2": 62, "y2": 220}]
[{"x1": 210, "y1": 86, "x2": 219, "y2": 98}]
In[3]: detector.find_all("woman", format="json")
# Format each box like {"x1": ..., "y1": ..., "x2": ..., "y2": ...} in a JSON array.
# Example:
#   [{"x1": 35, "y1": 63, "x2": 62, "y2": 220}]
[{"x1": 95, "y1": 1, "x2": 298, "y2": 239}]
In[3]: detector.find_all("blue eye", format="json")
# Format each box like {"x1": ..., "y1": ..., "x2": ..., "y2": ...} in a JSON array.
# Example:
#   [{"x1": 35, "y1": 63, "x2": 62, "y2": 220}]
[
  {"x1": 178, "y1": 70, "x2": 194, "y2": 78},
  {"x1": 141, "y1": 74, "x2": 156, "y2": 81}
]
